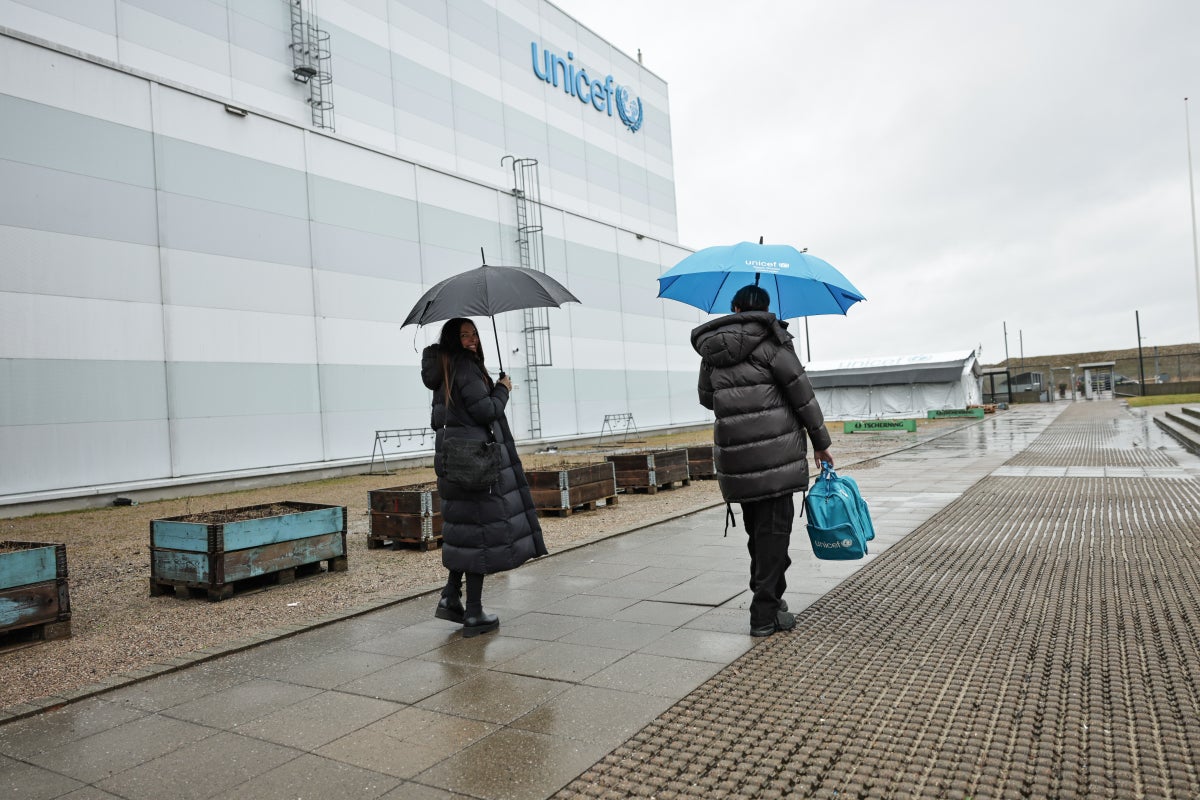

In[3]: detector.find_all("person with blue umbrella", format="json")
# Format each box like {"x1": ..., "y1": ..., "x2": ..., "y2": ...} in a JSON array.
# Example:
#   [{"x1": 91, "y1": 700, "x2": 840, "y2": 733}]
[{"x1": 691, "y1": 283, "x2": 834, "y2": 637}]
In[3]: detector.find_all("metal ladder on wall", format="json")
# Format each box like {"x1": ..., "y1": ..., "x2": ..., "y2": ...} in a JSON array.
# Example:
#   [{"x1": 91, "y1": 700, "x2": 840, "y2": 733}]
[
  {"x1": 288, "y1": 0, "x2": 335, "y2": 131},
  {"x1": 503, "y1": 156, "x2": 553, "y2": 439}
]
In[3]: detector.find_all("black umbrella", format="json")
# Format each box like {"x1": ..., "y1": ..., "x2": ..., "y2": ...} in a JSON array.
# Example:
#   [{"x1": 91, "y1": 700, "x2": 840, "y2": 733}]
[{"x1": 402, "y1": 261, "x2": 580, "y2": 377}]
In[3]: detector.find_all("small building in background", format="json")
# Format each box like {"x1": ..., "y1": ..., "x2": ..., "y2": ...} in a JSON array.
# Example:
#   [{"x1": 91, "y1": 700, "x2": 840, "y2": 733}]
[
  {"x1": 1078, "y1": 362, "x2": 1118, "y2": 399},
  {"x1": 806, "y1": 351, "x2": 982, "y2": 420}
]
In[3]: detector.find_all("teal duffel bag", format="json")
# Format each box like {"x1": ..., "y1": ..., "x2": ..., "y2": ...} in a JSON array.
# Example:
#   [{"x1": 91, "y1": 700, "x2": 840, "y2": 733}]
[{"x1": 804, "y1": 462, "x2": 875, "y2": 560}]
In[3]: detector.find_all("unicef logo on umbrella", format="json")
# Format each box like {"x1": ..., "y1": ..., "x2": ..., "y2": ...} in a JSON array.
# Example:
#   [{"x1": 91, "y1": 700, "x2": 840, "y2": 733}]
[
  {"x1": 744, "y1": 259, "x2": 790, "y2": 273},
  {"x1": 616, "y1": 86, "x2": 643, "y2": 133}
]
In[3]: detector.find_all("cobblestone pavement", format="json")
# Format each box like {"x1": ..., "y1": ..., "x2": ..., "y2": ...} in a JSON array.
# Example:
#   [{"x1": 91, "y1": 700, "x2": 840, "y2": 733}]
[{"x1": 557, "y1": 401, "x2": 1200, "y2": 800}]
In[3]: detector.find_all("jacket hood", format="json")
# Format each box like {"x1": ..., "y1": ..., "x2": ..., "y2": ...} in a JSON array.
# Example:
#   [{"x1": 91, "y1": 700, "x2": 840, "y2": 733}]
[
  {"x1": 420, "y1": 344, "x2": 442, "y2": 391},
  {"x1": 423, "y1": 346, "x2": 487, "y2": 394},
  {"x1": 691, "y1": 311, "x2": 792, "y2": 368}
]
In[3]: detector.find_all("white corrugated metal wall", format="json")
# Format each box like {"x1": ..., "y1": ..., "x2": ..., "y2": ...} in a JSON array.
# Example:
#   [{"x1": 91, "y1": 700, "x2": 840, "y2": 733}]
[{"x1": 0, "y1": 0, "x2": 711, "y2": 504}]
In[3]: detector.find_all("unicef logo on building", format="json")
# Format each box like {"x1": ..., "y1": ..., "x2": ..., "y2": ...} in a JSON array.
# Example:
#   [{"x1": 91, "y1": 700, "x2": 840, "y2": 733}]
[
  {"x1": 615, "y1": 86, "x2": 643, "y2": 133},
  {"x1": 530, "y1": 42, "x2": 645, "y2": 134}
]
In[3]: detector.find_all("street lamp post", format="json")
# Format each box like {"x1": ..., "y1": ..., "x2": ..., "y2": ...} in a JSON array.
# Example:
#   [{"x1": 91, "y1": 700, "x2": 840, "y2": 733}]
[
  {"x1": 1136, "y1": 310, "x2": 1146, "y2": 396},
  {"x1": 1187, "y1": 98, "x2": 1200, "y2": 341}
]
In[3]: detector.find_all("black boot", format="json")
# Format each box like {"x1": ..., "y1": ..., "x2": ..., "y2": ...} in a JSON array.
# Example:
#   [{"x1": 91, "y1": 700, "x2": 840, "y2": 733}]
[
  {"x1": 461, "y1": 573, "x2": 497, "y2": 637},
  {"x1": 435, "y1": 595, "x2": 465, "y2": 624},
  {"x1": 751, "y1": 610, "x2": 796, "y2": 638},
  {"x1": 462, "y1": 611, "x2": 499, "y2": 638},
  {"x1": 436, "y1": 571, "x2": 465, "y2": 624}
]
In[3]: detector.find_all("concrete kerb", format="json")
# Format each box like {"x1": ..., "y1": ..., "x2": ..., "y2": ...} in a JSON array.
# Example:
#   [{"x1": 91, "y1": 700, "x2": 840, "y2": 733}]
[{"x1": 0, "y1": 413, "x2": 993, "y2": 726}]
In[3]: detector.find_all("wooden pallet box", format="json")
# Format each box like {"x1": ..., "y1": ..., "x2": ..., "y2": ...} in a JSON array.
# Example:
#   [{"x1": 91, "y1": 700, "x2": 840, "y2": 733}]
[
  {"x1": 368, "y1": 484, "x2": 442, "y2": 550},
  {"x1": 686, "y1": 446, "x2": 716, "y2": 479},
  {"x1": 526, "y1": 462, "x2": 619, "y2": 516},
  {"x1": 605, "y1": 449, "x2": 691, "y2": 494},
  {"x1": 0, "y1": 541, "x2": 71, "y2": 641},
  {"x1": 149, "y1": 501, "x2": 348, "y2": 601}
]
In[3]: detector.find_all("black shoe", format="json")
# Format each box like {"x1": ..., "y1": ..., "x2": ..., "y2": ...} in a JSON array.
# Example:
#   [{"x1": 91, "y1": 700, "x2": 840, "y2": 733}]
[
  {"x1": 435, "y1": 596, "x2": 465, "y2": 624},
  {"x1": 779, "y1": 599, "x2": 788, "y2": 613},
  {"x1": 462, "y1": 612, "x2": 499, "y2": 638},
  {"x1": 750, "y1": 610, "x2": 796, "y2": 638}
]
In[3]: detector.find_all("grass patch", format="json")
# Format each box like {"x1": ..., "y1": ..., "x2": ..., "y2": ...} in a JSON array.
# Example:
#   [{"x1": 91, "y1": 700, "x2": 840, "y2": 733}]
[{"x1": 1126, "y1": 393, "x2": 1200, "y2": 408}]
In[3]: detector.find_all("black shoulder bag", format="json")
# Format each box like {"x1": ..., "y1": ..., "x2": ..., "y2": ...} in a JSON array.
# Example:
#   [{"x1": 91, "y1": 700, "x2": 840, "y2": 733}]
[{"x1": 443, "y1": 406, "x2": 501, "y2": 492}]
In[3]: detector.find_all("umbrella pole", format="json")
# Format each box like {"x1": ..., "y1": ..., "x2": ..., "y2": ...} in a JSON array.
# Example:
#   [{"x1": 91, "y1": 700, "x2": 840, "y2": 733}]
[{"x1": 491, "y1": 315, "x2": 505, "y2": 379}]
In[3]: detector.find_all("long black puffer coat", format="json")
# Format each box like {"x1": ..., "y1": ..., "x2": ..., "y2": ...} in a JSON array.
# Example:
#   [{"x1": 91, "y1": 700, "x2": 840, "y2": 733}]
[
  {"x1": 421, "y1": 345, "x2": 547, "y2": 574},
  {"x1": 692, "y1": 310, "x2": 832, "y2": 503}
]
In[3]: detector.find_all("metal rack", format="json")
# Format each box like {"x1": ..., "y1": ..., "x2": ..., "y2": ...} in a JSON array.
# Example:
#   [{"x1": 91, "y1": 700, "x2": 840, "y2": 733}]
[
  {"x1": 288, "y1": 0, "x2": 335, "y2": 131},
  {"x1": 597, "y1": 413, "x2": 639, "y2": 447},
  {"x1": 368, "y1": 428, "x2": 434, "y2": 475}
]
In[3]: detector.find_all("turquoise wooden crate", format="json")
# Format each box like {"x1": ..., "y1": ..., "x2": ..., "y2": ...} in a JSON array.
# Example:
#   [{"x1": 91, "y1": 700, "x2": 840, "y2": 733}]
[
  {"x1": 0, "y1": 541, "x2": 71, "y2": 640},
  {"x1": 0, "y1": 543, "x2": 58, "y2": 591},
  {"x1": 149, "y1": 501, "x2": 347, "y2": 601}
]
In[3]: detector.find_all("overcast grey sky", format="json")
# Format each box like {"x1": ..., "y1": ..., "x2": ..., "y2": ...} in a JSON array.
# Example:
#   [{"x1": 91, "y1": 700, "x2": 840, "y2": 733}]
[{"x1": 551, "y1": 0, "x2": 1200, "y2": 364}]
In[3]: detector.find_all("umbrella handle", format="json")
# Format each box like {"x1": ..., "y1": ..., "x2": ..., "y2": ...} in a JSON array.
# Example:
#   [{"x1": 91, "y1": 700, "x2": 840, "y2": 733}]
[{"x1": 490, "y1": 316, "x2": 505, "y2": 379}]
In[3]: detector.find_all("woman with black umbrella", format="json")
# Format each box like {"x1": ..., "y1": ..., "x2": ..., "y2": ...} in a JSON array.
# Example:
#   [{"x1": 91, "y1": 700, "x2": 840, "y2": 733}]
[{"x1": 421, "y1": 317, "x2": 547, "y2": 637}]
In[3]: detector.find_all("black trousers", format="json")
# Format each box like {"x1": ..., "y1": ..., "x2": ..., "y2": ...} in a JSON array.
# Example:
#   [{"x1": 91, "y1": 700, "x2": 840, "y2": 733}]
[{"x1": 740, "y1": 494, "x2": 794, "y2": 627}]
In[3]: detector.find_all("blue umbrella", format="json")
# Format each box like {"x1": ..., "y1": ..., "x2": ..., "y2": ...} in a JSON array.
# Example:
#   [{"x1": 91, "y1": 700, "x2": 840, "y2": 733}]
[{"x1": 657, "y1": 241, "x2": 865, "y2": 319}]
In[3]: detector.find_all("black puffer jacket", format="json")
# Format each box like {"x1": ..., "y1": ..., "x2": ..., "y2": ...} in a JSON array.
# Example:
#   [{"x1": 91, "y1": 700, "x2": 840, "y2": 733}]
[
  {"x1": 692, "y1": 311, "x2": 831, "y2": 503},
  {"x1": 421, "y1": 345, "x2": 547, "y2": 574}
]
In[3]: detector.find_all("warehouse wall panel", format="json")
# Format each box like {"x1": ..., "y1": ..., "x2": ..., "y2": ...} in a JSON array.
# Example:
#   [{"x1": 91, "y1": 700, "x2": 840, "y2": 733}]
[
  {"x1": 166, "y1": 362, "x2": 320, "y2": 420},
  {"x1": 0, "y1": 94, "x2": 154, "y2": 186},
  {"x1": 0, "y1": 420, "x2": 172, "y2": 495},
  {"x1": 0, "y1": 161, "x2": 158, "y2": 245},
  {"x1": 310, "y1": 222, "x2": 422, "y2": 281},
  {"x1": 0, "y1": 225, "x2": 161, "y2": 304},
  {"x1": 163, "y1": 306, "x2": 318, "y2": 364},
  {"x1": 0, "y1": 359, "x2": 166, "y2": 426},
  {"x1": 309, "y1": 175, "x2": 418, "y2": 238},
  {"x1": 155, "y1": 136, "x2": 308, "y2": 218},
  {"x1": 170, "y1": 413, "x2": 324, "y2": 475},
  {"x1": 0, "y1": 1, "x2": 702, "y2": 503},
  {"x1": 155, "y1": 192, "x2": 311, "y2": 266},
  {"x1": 0, "y1": 0, "x2": 120, "y2": 62},
  {"x1": 0, "y1": 292, "x2": 164, "y2": 361},
  {"x1": 161, "y1": 250, "x2": 314, "y2": 316}
]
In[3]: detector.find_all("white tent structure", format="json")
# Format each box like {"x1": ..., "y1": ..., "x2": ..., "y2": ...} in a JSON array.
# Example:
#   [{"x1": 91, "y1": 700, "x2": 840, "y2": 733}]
[{"x1": 805, "y1": 351, "x2": 982, "y2": 420}]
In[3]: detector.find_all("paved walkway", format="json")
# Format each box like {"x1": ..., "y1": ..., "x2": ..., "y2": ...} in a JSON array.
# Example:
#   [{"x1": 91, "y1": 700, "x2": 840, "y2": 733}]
[{"x1": 2, "y1": 401, "x2": 1198, "y2": 799}]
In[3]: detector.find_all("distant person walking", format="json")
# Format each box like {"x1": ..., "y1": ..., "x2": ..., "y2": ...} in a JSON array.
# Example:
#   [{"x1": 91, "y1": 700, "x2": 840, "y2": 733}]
[
  {"x1": 691, "y1": 285, "x2": 834, "y2": 637},
  {"x1": 421, "y1": 317, "x2": 547, "y2": 637}
]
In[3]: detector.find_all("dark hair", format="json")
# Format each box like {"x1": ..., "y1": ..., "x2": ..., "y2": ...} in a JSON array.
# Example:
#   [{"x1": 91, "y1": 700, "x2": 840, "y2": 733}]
[
  {"x1": 437, "y1": 318, "x2": 489, "y2": 405},
  {"x1": 731, "y1": 284, "x2": 771, "y2": 313}
]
